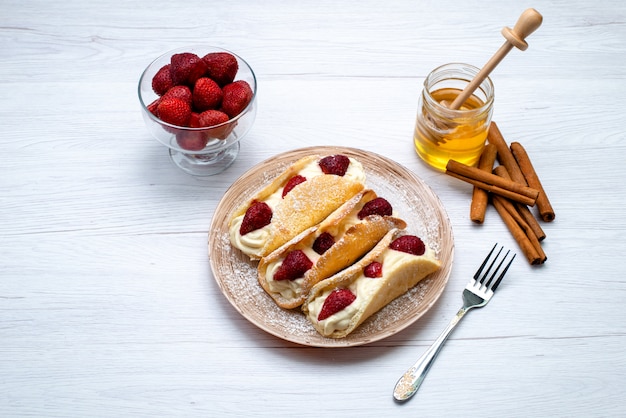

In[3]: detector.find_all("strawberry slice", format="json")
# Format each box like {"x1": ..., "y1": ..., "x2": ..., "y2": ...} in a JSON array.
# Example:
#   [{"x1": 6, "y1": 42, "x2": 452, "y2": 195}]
[
  {"x1": 273, "y1": 250, "x2": 313, "y2": 281},
  {"x1": 239, "y1": 201, "x2": 272, "y2": 235},
  {"x1": 312, "y1": 232, "x2": 335, "y2": 255},
  {"x1": 318, "y1": 155, "x2": 350, "y2": 176},
  {"x1": 282, "y1": 175, "x2": 307, "y2": 198},
  {"x1": 357, "y1": 197, "x2": 393, "y2": 219},
  {"x1": 318, "y1": 288, "x2": 356, "y2": 321},
  {"x1": 363, "y1": 261, "x2": 383, "y2": 278},
  {"x1": 389, "y1": 235, "x2": 425, "y2": 256}
]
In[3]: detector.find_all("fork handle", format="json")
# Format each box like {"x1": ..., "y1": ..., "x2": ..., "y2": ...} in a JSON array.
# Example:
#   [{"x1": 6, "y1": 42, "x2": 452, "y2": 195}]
[{"x1": 393, "y1": 306, "x2": 469, "y2": 401}]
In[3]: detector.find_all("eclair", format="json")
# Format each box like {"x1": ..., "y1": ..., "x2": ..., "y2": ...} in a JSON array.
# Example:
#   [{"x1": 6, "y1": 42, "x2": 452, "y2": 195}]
[
  {"x1": 229, "y1": 154, "x2": 366, "y2": 260},
  {"x1": 302, "y1": 229, "x2": 441, "y2": 338},
  {"x1": 257, "y1": 190, "x2": 407, "y2": 309}
]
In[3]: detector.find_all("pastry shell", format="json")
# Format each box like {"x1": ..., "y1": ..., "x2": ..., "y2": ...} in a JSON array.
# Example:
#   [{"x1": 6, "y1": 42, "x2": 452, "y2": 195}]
[
  {"x1": 302, "y1": 229, "x2": 441, "y2": 338},
  {"x1": 258, "y1": 189, "x2": 406, "y2": 309}
]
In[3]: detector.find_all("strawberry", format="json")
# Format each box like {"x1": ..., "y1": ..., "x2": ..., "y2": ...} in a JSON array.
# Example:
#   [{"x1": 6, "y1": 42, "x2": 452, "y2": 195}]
[
  {"x1": 176, "y1": 131, "x2": 208, "y2": 151},
  {"x1": 312, "y1": 232, "x2": 335, "y2": 255},
  {"x1": 240, "y1": 201, "x2": 272, "y2": 235},
  {"x1": 357, "y1": 197, "x2": 393, "y2": 219},
  {"x1": 147, "y1": 99, "x2": 160, "y2": 117},
  {"x1": 363, "y1": 261, "x2": 383, "y2": 278},
  {"x1": 193, "y1": 77, "x2": 223, "y2": 111},
  {"x1": 389, "y1": 235, "x2": 425, "y2": 256},
  {"x1": 221, "y1": 80, "x2": 253, "y2": 118},
  {"x1": 318, "y1": 155, "x2": 350, "y2": 176},
  {"x1": 157, "y1": 97, "x2": 192, "y2": 126},
  {"x1": 197, "y1": 110, "x2": 232, "y2": 140},
  {"x1": 152, "y1": 64, "x2": 173, "y2": 96},
  {"x1": 170, "y1": 52, "x2": 208, "y2": 86},
  {"x1": 282, "y1": 175, "x2": 307, "y2": 198},
  {"x1": 318, "y1": 288, "x2": 356, "y2": 321},
  {"x1": 189, "y1": 112, "x2": 202, "y2": 128},
  {"x1": 273, "y1": 250, "x2": 313, "y2": 281},
  {"x1": 203, "y1": 52, "x2": 239, "y2": 86},
  {"x1": 162, "y1": 85, "x2": 192, "y2": 105},
  {"x1": 198, "y1": 109, "x2": 229, "y2": 127}
]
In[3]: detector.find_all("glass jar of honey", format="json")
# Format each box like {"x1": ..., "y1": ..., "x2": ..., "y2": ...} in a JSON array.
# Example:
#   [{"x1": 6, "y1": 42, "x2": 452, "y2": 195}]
[{"x1": 414, "y1": 63, "x2": 494, "y2": 171}]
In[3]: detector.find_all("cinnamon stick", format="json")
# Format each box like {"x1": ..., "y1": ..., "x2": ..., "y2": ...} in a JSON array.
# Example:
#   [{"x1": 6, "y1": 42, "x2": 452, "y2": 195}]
[
  {"x1": 446, "y1": 159, "x2": 539, "y2": 207},
  {"x1": 510, "y1": 141, "x2": 555, "y2": 222},
  {"x1": 517, "y1": 205, "x2": 546, "y2": 241},
  {"x1": 487, "y1": 122, "x2": 527, "y2": 185},
  {"x1": 493, "y1": 196, "x2": 548, "y2": 264},
  {"x1": 470, "y1": 143, "x2": 497, "y2": 224},
  {"x1": 493, "y1": 165, "x2": 546, "y2": 241},
  {"x1": 492, "y1": 195, "x2": 545, "y2": 265}
]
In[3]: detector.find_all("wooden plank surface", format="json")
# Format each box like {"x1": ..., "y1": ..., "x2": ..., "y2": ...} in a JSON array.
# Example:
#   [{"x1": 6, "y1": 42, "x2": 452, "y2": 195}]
[{"x1": 1, "y1": 0, "x2": 625, "y2": 416}]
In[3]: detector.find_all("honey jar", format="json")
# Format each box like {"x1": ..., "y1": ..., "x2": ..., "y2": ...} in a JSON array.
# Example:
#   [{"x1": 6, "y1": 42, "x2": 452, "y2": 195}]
[{"x1": 414, "y1": 63, "x2": 495, "y2": 171}]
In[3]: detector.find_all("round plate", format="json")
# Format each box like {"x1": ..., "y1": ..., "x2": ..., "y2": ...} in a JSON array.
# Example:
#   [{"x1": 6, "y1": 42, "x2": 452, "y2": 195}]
[{"x1": 208, "y1": 146, "x2": 454, "y2": 347}]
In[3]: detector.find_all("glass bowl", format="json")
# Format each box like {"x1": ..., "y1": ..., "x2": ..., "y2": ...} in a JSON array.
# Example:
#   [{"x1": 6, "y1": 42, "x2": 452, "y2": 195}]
[{"x1": 138, "y1": 46, "x2": 257, "y2": 176}]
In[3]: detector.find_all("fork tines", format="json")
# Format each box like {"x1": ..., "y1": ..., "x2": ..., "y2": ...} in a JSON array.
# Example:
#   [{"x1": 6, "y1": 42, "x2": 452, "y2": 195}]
[{"x1": 474, "y1": 244, "x2": 516, "y2": 292}]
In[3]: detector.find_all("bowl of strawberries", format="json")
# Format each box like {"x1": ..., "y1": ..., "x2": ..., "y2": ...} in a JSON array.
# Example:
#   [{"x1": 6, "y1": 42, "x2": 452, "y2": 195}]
[{"x1": 138, "y1": 46, "x2": 257, "y2": 176}]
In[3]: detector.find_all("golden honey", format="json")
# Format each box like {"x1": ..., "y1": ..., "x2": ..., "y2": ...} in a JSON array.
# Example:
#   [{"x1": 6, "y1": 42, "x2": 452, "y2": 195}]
[{"x1": 414, "y1": 64, "x2": 494, "y2": 171}]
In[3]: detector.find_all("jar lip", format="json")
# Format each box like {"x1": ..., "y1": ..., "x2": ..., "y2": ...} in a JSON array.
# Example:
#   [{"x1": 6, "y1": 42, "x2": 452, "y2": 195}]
[{"x1": 423, "y1": 62, "x2": 494, "y2": 115}]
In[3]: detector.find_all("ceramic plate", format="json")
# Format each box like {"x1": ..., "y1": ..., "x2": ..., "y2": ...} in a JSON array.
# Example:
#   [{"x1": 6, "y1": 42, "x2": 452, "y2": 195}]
[{"x1": 208, "y1": 146, "x2": 454, "y2": 347}]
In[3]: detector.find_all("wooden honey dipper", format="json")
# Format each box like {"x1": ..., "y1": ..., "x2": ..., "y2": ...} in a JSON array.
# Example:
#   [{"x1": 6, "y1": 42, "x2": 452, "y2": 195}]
[{"x1": 448, "y1": 8, "x2": 543, "y2": 110}]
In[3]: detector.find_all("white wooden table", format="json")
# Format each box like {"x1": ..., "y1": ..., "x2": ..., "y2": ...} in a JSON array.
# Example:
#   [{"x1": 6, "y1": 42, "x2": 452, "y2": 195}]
[{"x1": 2, "y1": 1, "x2": 625, "y2": 416}]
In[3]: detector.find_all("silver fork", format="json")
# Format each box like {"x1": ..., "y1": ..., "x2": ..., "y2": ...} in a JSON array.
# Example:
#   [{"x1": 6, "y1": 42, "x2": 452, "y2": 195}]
[{"x1": 393, "y1": 244, "x2": 516, "y2": 402}]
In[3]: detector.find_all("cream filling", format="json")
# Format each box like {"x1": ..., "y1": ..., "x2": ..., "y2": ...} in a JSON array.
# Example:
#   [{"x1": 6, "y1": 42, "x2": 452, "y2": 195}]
[
  {"x1": 229, "y1": 157, "x2": 365, "y2": 255},
  {"x1": 307, "y1": 246, "x2": 436, "y2": 335},
  {"x1": 229, "y1": 191, "x2": 283, "y2": 256},
  {"x1": 322, "y1": 211, "x2": 360, "y2": 237},
  {"x1": 265, "y1": 247, "x2": 321, "y2": 299}
]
